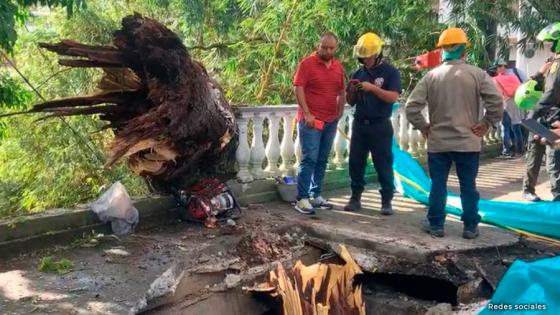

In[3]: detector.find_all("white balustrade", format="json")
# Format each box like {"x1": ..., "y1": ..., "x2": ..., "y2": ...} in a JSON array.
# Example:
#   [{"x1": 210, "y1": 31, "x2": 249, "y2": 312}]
[
  {"x1": 250, "y1": 113, "x2": 266, "y2": 179},
  {"x1": 235, "y1": 113, "x2": 253, "y2": 182},
  {"x1": 408, "y1": 124, "x2": 420, "y2": 156},
  {"x1": 279, "y1": 113, "x2": 295, "y2": 175},
  {"x1": 399, "y1": 113, "x2": 410, "y2": 151},
  {"x1": 294, "y1": 126, "x2": 302, "y2": 173},
  {"x1": 333, "y1": 112, "x2": 349, "y2": 169},
  {"x1": 264, "y1": 113, "x2": 281, "y2": 175},
  {"x1": 234, "y1": 104, "x2": 503, "y2": 182}
]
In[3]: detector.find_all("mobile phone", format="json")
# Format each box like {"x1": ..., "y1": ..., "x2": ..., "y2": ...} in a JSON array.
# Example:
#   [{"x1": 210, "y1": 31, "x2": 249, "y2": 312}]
[
  {"x1": 521, "y1": 119, "x2": 560, "y2": 144},
  {"x1": 314, "y1": 119, "x2": 325, "y2": 131},
  {"x1": 349, "y1": 79, "x2": 360, "y2": 86}
]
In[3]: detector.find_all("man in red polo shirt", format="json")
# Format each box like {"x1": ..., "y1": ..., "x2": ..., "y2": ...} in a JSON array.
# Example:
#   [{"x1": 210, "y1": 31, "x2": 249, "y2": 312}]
[{"x1": 293, "y1": 32, "x2": 346, "y2": 215}]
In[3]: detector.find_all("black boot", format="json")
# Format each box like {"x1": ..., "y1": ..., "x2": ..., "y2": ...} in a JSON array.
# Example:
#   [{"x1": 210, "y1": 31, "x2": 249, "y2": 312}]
[
  {"x1": 344, "y1": 192, "x2": 362, "y2": 211},
  {"x1": 380, "y1": 202, "x2": 394, "y2": 215},
  {"x1": 380, "y1": 197, "x2": 394, "y2": 215}
]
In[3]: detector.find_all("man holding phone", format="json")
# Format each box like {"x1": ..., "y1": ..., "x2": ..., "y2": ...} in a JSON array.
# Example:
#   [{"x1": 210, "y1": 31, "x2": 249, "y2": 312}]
[
  {"x1": 405, "y1": 28, "x2": 503, "y2": 239},
  {"x1": 524, "y1": 22, "x2": 560, "y2": 201},
  {"x1": 293, "y1": 32, "x2": 346, "y2": 215},
  {"x1": 344, "y1": 32, "x2": 401, "y2": 215}
]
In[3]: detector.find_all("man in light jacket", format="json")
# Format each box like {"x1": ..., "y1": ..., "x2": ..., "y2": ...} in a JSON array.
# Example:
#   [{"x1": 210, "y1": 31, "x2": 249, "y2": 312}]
[{"x1": 405, "y1": 27, "x2": 503, "y2": 239}]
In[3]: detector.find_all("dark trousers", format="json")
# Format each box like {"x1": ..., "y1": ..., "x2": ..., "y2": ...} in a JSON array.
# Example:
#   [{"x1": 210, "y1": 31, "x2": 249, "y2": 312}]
[
  {"x1": 522, "y1": 138, "x2": 546, "y2": 194},
  {"x1": 349, "y1": 118, "x2": 394, "y2": 204},
  {"x1": 546, "y1": 146, "x2": 560, "y2": 201},
  {"x1": 501, "y1": 112, "x2": 524, "y2": 155},
  {"x1": 428, "y1": 152, "x2": 481, "y2": 228}
]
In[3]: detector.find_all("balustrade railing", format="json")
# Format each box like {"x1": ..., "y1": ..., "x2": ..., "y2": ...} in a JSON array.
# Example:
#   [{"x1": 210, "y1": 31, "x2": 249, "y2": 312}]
[{"x1": 234, "y1": 105, "x2": 502, "y2": 182}]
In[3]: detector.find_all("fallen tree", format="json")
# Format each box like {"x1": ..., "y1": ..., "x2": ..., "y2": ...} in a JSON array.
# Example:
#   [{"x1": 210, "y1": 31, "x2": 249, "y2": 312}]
[{"x1": 6, "y1": 14, "x2": 238, "y2": 192}]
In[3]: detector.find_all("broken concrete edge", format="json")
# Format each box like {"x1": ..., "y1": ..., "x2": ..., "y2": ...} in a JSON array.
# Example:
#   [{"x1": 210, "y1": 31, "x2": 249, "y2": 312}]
[
  {"x1": 131, "y1": 245, "x2": 321, "y2": 314},
  {"x1": 317, "y1": 238, "x2": 505, "y2": 291}
]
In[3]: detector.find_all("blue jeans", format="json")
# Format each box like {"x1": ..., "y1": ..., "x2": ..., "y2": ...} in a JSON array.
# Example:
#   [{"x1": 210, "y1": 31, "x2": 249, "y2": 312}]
[
  {"x1": 428, "y1": 152, "x2": 481, "y2": 228},
  {"x1": 502, "y1": 112, "x2": 524, "y2": 154},
  {"x1": 512, "y1": 124, "x2": 525, "y2": 153},
  {"x1": 297, "y1": 120, "x2": 338, "y2": 199}
]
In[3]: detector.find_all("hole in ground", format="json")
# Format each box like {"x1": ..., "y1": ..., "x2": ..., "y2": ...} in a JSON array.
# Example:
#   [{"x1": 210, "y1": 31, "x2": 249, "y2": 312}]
[{"x1": 358, "y1": 272, "x2": 458, "y2": 306}]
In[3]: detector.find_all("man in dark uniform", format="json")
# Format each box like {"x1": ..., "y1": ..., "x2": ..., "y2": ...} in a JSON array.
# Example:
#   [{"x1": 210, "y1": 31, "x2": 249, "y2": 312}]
[
  {"x1": 521, "y1": 60, "x2": 552, "y2": 202},
  {"x1": 526, "y1": 22, "x2": 560, "y2": 201},
  {"x1": 344, "y1": 32, "x2": 401, "y2": 215}
]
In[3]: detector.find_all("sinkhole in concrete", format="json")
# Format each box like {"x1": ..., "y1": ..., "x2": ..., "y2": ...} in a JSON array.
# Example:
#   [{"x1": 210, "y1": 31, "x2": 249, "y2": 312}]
[{"x1": 358, "y1": 272, "x2": 459, "y2": 306}]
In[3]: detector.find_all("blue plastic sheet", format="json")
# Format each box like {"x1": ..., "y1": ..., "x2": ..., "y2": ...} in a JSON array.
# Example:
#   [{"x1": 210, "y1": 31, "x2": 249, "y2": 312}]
[
  {"x1": 478, "y1": 256, "x2": 560, "y2": 315},
  {"x1": 392, "y1": 141, "x2": 560, "y2": 240}
]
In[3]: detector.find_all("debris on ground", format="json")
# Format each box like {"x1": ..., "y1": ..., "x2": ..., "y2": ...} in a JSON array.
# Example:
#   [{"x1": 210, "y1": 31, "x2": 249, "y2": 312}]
[
  {"x1": 247, "y1": 244, "x2": 365, "y2": 315},
  {"x1": 236, "y1": 230, "x2": 305, "y2": 266}
]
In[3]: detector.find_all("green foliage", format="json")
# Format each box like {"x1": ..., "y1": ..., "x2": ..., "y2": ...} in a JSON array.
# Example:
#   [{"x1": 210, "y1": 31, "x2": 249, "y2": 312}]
[
  {"x1": 0, "y1": 0, "x2": 86, "y2": 53},
  {"x1": 38, "y1": 256, "x2": 74, "y2": 274},
  {"x1": 0, "y1": 73, "x2": 32, "y2": 110},
  {"x1": 0, "y1": 73, "x2": 32, "y2": 139}
]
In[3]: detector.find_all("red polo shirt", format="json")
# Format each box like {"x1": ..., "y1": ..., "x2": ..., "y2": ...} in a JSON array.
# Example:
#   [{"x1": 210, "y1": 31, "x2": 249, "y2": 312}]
[{"x1": 293, "y1": 54, "x2": 345, "y2": 123}]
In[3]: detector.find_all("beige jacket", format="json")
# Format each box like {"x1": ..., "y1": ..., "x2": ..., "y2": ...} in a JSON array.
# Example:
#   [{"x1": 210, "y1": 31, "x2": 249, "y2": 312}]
[{"x1": 405, "y1": 60, "x2": 503, "y2": 153}]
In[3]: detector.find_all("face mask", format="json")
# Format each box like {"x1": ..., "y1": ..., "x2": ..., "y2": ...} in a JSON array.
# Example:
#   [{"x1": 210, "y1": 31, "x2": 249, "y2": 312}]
[{"x1": 442, "y1": 44, "x2": 466, "y2": 61}]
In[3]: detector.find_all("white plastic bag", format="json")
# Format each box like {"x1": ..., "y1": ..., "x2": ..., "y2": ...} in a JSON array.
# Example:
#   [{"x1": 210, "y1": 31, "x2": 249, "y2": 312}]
[{"x1": 91, "y1": 181, "x2": 139, "y2": 235}]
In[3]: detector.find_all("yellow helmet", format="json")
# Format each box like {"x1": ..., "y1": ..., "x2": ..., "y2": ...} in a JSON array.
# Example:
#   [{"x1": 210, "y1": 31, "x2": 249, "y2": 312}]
[
  {"x1": 353, "y1": 32, "x2": 384, "y2": 58},
  {"x1": 436, "y1": 27, "x2": 469, "y2": 48}
]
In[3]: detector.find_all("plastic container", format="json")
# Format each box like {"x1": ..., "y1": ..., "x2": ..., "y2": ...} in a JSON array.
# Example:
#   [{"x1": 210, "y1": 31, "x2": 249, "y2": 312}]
[{"x1": 277, "y1": 182, "x2": 297, "y2": 203}]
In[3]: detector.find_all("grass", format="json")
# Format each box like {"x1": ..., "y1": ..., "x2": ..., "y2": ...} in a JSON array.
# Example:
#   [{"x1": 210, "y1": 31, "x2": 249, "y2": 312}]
[{"x1": 38, "y1": 256, "x2": 74, "y2": 274}]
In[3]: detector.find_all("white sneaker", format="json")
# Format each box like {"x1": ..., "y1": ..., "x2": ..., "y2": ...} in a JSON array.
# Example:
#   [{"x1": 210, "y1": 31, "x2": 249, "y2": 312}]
[
  {"x1": 294, "y1": 198, "x2": 315, "y2": 215},
  {"x1": 311, "y1": 196, "x2": 333, "y2": 209}
]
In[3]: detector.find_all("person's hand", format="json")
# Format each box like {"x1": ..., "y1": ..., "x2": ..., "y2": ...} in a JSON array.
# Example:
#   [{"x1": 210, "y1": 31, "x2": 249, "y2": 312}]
[
  {"x1": 357, "y1": 81, "x2": 377, "y2": 93},
  {"x1": 471, "y1": 122, "x2": 489, "y2": 137},
  {"x1": 537, "y1": 121, "x2": 560, "y2": 149},
  {"x1": 303, "y1": 111, "x2": 315, "y2": 128},
  {"x1": 539, "y1": 61, "x2": 553, "y2": 75},
  {"x1": 420, "y1": 126, "x2": 430, "y2": 139}
]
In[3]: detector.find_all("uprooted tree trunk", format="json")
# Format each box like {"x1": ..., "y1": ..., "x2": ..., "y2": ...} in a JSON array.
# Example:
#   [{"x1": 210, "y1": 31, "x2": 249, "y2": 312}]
[{"x1": 17, "y1": 14, "x2": 239, "y2": 192}]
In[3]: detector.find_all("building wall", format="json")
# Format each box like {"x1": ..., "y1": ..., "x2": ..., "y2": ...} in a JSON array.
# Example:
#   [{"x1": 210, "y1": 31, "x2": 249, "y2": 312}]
[{"x1": 513, "y1": 42, "x2": 552, "y2": 79}]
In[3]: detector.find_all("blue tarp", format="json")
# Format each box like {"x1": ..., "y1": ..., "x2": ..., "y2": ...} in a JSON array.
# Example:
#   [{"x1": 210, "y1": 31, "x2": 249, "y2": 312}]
[
  {"x1": 392, "y1": 141, "x2": 560, "y2": 240},
  {"x1": 478, "y1": 256, "x2": 560, "y2": 315}
]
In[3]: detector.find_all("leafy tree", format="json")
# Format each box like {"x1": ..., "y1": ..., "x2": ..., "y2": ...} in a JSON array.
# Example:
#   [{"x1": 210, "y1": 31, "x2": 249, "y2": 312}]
[{"x1": 0, "y1": 0, "x2": 87, "y2": 53}]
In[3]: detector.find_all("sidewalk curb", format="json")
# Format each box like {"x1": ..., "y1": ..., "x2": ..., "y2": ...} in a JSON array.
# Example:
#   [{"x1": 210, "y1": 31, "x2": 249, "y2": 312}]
[{"x1": 0, "y1": 144, "x2": 501, "y2": 257}]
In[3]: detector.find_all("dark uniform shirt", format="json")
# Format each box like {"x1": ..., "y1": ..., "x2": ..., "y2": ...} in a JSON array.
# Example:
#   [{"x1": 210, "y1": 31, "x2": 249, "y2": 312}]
[
  {"x1": 348, "y1": 62, "x2": 402, "y2": 120},
  {"x1": 528, "y1": 56, "x2": 560, "y2": 121}
]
